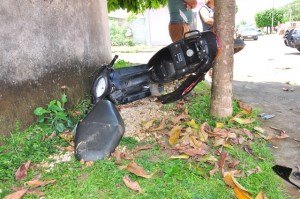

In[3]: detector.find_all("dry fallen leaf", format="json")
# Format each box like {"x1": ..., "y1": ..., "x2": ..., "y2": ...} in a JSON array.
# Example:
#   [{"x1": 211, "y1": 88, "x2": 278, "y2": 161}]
[
  {"x1": 243, "y1": 129, "x2": 254, "y2": 140},
  {"x1": 267, "y1": 127, "x2": 289, "y2": 140},
  {"x1": 214, "y1": 138, "x2": 225, "y2": 147},
  {"x1": 150, "y1": 115, "x2": 168, "y2": 131},
  {"x1": 59, "y1": 130, "x2": 74, "y2": 142},
  {"x1": 168, "y1": 126, "x2": 182, "y2": 146},
  {"x1": 200, "y1": 122, "x2": 212, "y2": 135},
  {"x1": 218, "y1": 152, "x2": 228, "y2": 170},
  {"x1": 228, "y1": 160, "x2": 240, "y2": 169},
  {"x1": 233, "y1": 118, "x2": 255, "y2": 125},
  {"x1": 244, "y1": 145, "x2": 255, "y2": 156},
  {"x1": 3, "y1": 188, "x2": 28, "y2": 199},
  {"x1": 223, "y1": 173, "x2": 252, "y2": 199},
  {"x1": 246, "y1": 166, "x2": 262, "y2": 176},
  {"x1": 122, "y1": 175, "x2": 142, "y2": 193},
  {"x1": 216, "y1": 122, "x2": 224, "y2": 129},
  {"x1": 255, "y1": 191, "x2": 268, "y2": 199},
  {"x1": 132, "y1": 144, "x2": 153, "y2": 154},
  {"x1": 15, "y1": 161, "x2": 31, "y2": 180},
  {"x1": 187, "y1": 119, "x2": 199, "y2": 129},
  {"x1": 126, "y1": 162, "x2": 153, "y2": 179},
  {"x1": 189, "y1": 136, "x2": 202, "y2": 148},
  {"x1": 238, "y1": 100, "x2": 252, "y2": 114},
  {"x1": 170, "y1": 154, "x2": 190, "y2": 159},
  {"x1": 209, "y1": 163, "x2": 219, "y2": 176},
  {"x1": 197, "y1": 155, "x2": 218, "y2": 164},
  {"x1": 24, "y1": 179, "x2": 56, "y2": 188},
  {"x1": 198, "y1": 128, "x2": 208, "y2": 142},
  {"x1": 179, "y1": 148, "x2": 207, "y2": 157},
  {"x1": 141, "y1": 119, "x2": 155, "y2": 130}
]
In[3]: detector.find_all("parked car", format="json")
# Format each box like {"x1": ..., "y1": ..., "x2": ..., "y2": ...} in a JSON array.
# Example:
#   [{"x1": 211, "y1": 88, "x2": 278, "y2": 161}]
[
  {"x1": 284, "y1": 28, "x2": 300, "y2": 52},
  {"x1": 240, "y1": 27, "x2": 258, "y2": 40}
]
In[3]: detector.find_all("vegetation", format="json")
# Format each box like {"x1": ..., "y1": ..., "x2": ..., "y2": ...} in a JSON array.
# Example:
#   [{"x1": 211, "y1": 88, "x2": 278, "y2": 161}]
[
  {"x1": 255, "y1": 8, "x2": 286, "y2": 31},
  {"x1": 109, "y1": 19, "x2": 134, "y2": 46},
  {"x1": 282, "y1": 0, "x2": 300, "y2": 21},
  {"x1": 0, "y1": 82, "x2": 288, "y2": 199},
  {"x1": 107, "y1": 0, "x2": 167, "y2": 13}
]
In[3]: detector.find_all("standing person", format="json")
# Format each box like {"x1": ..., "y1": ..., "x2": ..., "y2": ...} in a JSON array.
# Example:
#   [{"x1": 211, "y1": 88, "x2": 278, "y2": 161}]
[
  {"x1": 198, "y1": 0, "x2": 214, "y2": 31},
  {"x1": 168, "y1": 0, "x2": 197, "y2": 42}
]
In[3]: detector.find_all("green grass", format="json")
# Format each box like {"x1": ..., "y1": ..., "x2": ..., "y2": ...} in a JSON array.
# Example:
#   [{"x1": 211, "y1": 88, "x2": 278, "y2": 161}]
[{"x1": 0, "y1": 82, "x2": 289, "y2": 199}]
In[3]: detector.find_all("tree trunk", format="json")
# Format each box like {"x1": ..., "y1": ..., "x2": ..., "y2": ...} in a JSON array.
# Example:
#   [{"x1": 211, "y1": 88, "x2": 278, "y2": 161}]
[{"x1": 210, "y1": 0, "x2": 235, "y2": 118}]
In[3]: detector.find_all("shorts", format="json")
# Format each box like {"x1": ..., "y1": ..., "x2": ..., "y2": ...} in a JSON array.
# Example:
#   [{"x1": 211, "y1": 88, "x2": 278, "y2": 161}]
[{"x1": 168, "y1": 23, "x2": 190, "y2": 42}]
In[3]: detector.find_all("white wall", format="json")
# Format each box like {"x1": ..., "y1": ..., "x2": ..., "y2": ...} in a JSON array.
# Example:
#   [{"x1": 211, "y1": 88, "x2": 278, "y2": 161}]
[{"x1": 146, "y1": 7, "x2": 172, "y2": 46}]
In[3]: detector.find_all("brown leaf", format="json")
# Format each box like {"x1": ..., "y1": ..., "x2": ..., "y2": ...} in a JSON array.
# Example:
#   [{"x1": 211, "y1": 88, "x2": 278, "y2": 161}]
[
  {"x1": 212, "y1": 128, "x2": 231, "y2": 138},
  {"x1": 189, "y1": 136, "x2": 202, "y2": 149},
  {"x1": 112, "y1": 150, "x2": 124, "y2": 165},
  {"x1": 243, "y1": 145, "x2": 254, "y2": 156},
  {"x1": 168, "y1": 126, "x2": 182, "y2": 146},
  {"x1": 122, "y1": 175, "x2": 142, "y2": 193},
  {"x1": 85, "y1": 161, "x2": 94, "y2": 167},
  {"x1": 15, "y1": 161, "x2": 31, "y2": 180},
  {"x1": 24, "y1": 179, "x2": 56, "y2": 188},
  {"x1": 267, "y1": 127, "x2": 289, "y2": 140},
  {"x1": 179, "y1": 148, "x2": 207, "y2": 157},
  {"x1": 238, "y1": 135, "x2": 245, "y2": 145},
  {"x1": 3, "y1": 188, "x2": 28, "y2": 199},
  {"x1": 214, "y1": 138, "x2": 225, "y2": 147},
  {"x1": 59, "y1": 130, "x2": 74, "y2": 142},
  {"x1": 200, "y1": 122, "x2": 212, "y2": 135},
  {"x1": 56, "y1": 145, "x2": 74, "y2": 152},
  {"x1": 223, "y1": 173, "x2": 252, "y2": 199},
  {"x1": 228, "y1": 160, "x2": 240, "y2": 169},
  {"x1": 243, "y1": 129, "x2": 253, "y2": 140},
  {"x1": 126, "y1": 162, "x2": 153, "y2": 179},
  {"x1": 238, "y1": 100, "x2": 252, "y2": 114},
  {"x1": 150, "y1": 115, "x2": 168, "y2": 131},
  {"x1": 132, "y1": 144, "x2": 153, "y2": 154},
  {"x1": 233, "y1": 118, "x2": 255, "y2": 125},
  {"x1": 218, "y1": 152, "x2": 228, "y2": 169},
  {"x1": 172, "y1": 112, "x2": 189, "y2": 124},
  {"x1": 198, "y1": 128, "x2": 208, "y2": 142},
  {"x1": 246, "y1": 166, "x2": 262, "y2": 176},
  {"x1": 209, "y1": 163, "x2": 219, "y2": 176}
]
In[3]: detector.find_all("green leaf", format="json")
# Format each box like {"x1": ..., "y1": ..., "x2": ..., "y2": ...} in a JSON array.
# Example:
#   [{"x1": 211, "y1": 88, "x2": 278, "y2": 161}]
[
  {"x1": 57, "y1": 100, "x2": 62, "y2": 109},
  {"x1": 55, "y1": 112, "x2": 68, "y2": 121},
  {"x1": 56, "y1": 123, "x2": 66, "y2": 133},
  {"x1": 34, "y1": 107, "x2": 49, "y2": 116},
  {"x1": 67, "y1": 120, "x2": 73, "y2": 128},
  {"x1": 61, "y1": 93, "x2": 67, "y2": 104}
]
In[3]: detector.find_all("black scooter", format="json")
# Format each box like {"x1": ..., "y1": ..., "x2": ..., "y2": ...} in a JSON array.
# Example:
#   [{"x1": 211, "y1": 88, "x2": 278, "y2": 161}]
[{"x1": 74, "y1": 30, "x2": 243, "y2": 161}]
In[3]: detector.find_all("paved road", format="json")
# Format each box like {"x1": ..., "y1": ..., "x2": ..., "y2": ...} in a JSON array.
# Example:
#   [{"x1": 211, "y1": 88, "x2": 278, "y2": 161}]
[
  {"x1": 233, "y1": 34, "x2": 300, "y2": 85},
  {"x1": 233, "y1": 34, "x2": 300, "y2": 198}
]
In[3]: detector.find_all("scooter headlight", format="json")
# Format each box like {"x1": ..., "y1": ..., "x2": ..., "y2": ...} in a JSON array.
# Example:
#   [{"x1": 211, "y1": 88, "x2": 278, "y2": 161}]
[{"x1": 95, "y1": 77, "x2": 107, "y2": 98}]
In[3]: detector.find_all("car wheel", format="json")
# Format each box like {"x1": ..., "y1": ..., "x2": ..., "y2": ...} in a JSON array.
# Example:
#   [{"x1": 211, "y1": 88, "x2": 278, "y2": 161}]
[
  {"x1": 297, "y1": 47, "x2": 300, "y2": 52},
  {"x1": 254, "y1": 37, "x2": 258, "y2": 40}
]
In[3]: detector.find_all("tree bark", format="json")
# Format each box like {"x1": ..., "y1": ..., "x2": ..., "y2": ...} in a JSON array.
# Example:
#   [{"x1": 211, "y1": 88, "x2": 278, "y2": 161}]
[{"x1": 210, "y1": 0, "x2": 235, "y2": 117}]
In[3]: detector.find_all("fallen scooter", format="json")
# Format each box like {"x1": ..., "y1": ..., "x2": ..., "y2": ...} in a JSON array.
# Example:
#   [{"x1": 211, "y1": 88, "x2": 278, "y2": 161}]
[{"x1": 74, "y1": 30, "x2": 244, "y2": 161}]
